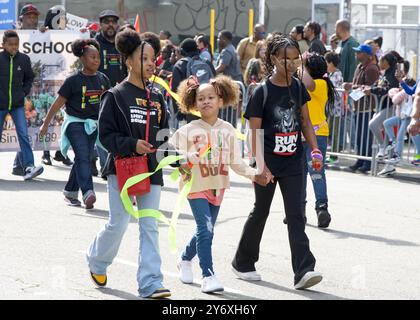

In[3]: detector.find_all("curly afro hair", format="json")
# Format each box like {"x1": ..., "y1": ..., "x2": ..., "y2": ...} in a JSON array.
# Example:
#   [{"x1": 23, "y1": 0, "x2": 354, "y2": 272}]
[
  {"x1": 115, "y1": 29, "x2": 142, "y2": 59},
  {"x1": 177, "y1": 75, "x2": 240, "y2": 114},
  {"x1": 71, "y1": 38, "x2": 100, "y2": 58},
  {"x1": 140, "y1": 32, "x2": 161, "y2": 58}
]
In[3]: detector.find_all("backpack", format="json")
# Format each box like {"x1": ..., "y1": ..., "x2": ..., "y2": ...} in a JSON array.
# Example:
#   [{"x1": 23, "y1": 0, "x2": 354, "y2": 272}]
[{"x1": 184, "y1": 56, "x2": 214, "y2": 84}]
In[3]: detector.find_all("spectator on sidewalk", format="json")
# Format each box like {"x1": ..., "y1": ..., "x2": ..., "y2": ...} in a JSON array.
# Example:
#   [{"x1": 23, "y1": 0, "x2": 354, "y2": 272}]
[
  {"x1": 304, "y1": 21, "x2": 326, "y2": 56},
  {"x1": 196, "y1": 35, "x2": 213, "y2": 64},
  {"x1": 216, "y1": 30, "x2": 242, "y2": 81},
  {"x1": 0, "y1": 30, "x2": 43, "y2": 181},
  {"x1": 325, "y1": 51, "x2": 344, "y2": 164},
  {"x1": 344, "y1": 44, "x2": 380, "y2": 173},
  {"x1": 236, "y1": 24, "x2": 266, "y2": 77},
  {"x1": 373, "y1": 36, "x2": 384, "y2": 61},
  {"x1": 368, "y1": 51, "x2": 402, "y2": 161},
  {"x1": 290, "y1": 25, "x2": 309, "y2": 54},
  {"x1": 17, "y1": 4, "x2": 40, "y2": 30},
  {"x1": 244, "y1": 40, "x2": 266, "y2": 87},
  {"x1": 335, "y1": 19, "x2": 359, "y2": 83}
]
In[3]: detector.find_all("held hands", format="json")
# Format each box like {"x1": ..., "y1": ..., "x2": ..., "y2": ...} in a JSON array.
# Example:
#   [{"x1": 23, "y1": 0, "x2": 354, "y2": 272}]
[
  {"x1": 136, "y1": 140, "x2": 155, "y2": 154},
  {"x1": 179, "y1": 164, "x2": 192, "y2": 182},
  {"x1": 311, "y1": 149, "x2": 323, "y2": 171},
  {"x1": 253, "y1": 165, "x2": 275, "y2": 187}
]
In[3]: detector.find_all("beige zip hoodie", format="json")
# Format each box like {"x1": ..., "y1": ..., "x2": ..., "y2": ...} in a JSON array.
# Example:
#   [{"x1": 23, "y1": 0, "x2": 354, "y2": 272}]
[{"x1": 169, "y1": 119, "x2": 258, "y2": 193}]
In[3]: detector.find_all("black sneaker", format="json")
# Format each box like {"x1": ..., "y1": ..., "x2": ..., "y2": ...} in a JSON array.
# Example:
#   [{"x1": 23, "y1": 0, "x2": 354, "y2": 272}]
[
  {"x1": 316, "y1": 204, "x2": 331, "y2": 229},
  {"x1": 42, "y1": 155, "x2": 52, "y2": 165},
  {"x1": 53, "y1": 150, "x2": 66, "y2": 162},
  {"x1": 62, "y1": 157, "x2": 74, "y2": 166},
  {"x1": 357, "y1": 166, "x2": 371, "y2": 174},
  {"x1": 12, "y1": 166, "x2": 25, "y2": 176}
]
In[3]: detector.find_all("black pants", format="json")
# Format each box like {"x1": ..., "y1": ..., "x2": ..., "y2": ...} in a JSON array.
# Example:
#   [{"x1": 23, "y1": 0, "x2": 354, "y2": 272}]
[{"x1": 232, "y1": 174, "x2": 316, "y2": 284}]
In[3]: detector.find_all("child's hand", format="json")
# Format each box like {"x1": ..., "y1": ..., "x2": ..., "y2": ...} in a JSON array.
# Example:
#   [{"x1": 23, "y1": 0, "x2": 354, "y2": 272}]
[
  {"x1": 311, "y1": 148, "x2": 323, "y2": 172},
  {"x1": 187, "y1": 151, "x2": 200, "y2": 165},
  {"x1": 180, "y1": 164, "x2": 192, "y2": 182}
]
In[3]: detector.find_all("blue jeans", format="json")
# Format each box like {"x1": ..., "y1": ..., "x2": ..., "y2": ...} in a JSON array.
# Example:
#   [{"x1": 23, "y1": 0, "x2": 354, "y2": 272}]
[
  {"x1": 384, "y1": 116, "x2": 420, "y2": 156},
  {"x1": 87, "y1": 175, "x2": 164, "y2": 297},
  {"x1": 96, "y1": 145, "x2": 108, "y2": 171},
  {"x1": 303, "y1": 136, "x2": 328, "y2": 208},
  {"x1": 0, "y1": 107, "x2": 34, "y2": 169},
  {"x1": 63, "y1": 122, "x2": 96, "y2": 198},
  {"x1": 182, "y1": 198, "x2": 221, "y2": 277}
]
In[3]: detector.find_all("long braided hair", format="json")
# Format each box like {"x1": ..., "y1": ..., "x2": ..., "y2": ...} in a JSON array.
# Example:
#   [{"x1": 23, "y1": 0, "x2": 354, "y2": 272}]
[
  {"x1": 264, "y1": 34, "x2": 304, "y2": 110},
  {"x1": 304, "y1": 52, "x2": 338, "y2": 116}
]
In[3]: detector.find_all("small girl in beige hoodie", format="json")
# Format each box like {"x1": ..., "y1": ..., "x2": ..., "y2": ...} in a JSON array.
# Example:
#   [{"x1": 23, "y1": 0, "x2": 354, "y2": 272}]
[{"x1": 169, "y1": 75, "x2": 268, "y2": 294}]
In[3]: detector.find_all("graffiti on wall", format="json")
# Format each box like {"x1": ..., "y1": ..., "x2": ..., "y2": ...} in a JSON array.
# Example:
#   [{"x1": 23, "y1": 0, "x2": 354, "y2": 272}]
[{"x1": 172, "y1": 0, "x2": 270, "y2": 35}]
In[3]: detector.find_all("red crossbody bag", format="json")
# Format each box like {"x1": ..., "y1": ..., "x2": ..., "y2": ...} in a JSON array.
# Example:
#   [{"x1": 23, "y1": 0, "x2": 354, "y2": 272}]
[{"x1": 113, "y1": 88, "x2": 151, "y2": 196}]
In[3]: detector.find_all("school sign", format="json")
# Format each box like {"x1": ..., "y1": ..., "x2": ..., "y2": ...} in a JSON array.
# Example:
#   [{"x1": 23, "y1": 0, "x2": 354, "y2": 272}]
[{"x1": 0, "y1": 30, "x2": 89, "y2": 152}]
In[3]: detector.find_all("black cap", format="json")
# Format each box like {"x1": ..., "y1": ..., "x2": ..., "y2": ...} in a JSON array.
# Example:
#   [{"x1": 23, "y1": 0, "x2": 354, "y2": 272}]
[
  {"x1": 99, "y1": 10, "x2": 120, "y2": 21},
  {"x1": 20, "y1": 4, "x2": 40, "y2": 17}
]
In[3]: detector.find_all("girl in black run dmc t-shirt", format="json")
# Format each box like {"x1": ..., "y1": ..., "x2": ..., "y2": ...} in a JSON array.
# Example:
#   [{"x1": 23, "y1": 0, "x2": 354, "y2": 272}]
[
  {"x1": 232, "y1": 35, "x2": 325, "y2": 290},
  {"x1": 87, "y1": 29, "x2": 172, "y2": 299},
  {"x1": 40, "y1": 39, "x2": 111, "y2": 209}
]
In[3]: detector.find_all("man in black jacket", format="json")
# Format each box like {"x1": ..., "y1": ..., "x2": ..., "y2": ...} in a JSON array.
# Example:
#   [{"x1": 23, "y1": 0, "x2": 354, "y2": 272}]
[{"x1": 0, "y1": 30, "x2": 43, "y2": 180}]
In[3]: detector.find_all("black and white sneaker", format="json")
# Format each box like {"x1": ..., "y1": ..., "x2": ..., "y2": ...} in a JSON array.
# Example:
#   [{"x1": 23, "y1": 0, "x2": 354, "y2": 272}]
[
  {"x1": 378, "y1": 164, "x2": 396, "y2": 177},
  {"x1": 24, "y1": 166, "x2": 44, "y2": 181},
  {"x1": 386, "y1": 153, "x2": 401, "y2": 165}
]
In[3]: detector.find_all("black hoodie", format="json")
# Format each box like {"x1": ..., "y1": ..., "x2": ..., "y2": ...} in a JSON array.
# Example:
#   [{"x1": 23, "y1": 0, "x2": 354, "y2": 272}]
[
  {"x1": 0, "y1": 50, "x2": 34, "y2": 111},
  {"x1": 98, "y1": 81, "x2": 170, "y2": 185},
  {"x1": 95, "y1": 33, "x2": 128, "y2": 87}
]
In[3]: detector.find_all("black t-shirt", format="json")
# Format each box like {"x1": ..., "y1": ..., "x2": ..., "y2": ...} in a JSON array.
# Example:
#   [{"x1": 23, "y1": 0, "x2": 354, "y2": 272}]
[
  {"x1": 244, "y1": 78, "x2": 311, "y2": 177},
  {"x1": 58, "y1": 71, "x2": 111, "y2": 120},
  {"x1": 110, "y1": 81, "x2": 169, "y2": 186},
  {"x1": 96, "y1": 34, "x2": 128, "y2": 87}
]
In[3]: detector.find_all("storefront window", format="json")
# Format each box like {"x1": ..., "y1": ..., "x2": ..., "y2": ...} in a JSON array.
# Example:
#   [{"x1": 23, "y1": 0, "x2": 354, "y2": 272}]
[
  {"x1": 373, "y1": 5, "x2": 397, "y2": 24},
  {"x1": 402, "y1": 6, "x2": 419, "y2": 24}
]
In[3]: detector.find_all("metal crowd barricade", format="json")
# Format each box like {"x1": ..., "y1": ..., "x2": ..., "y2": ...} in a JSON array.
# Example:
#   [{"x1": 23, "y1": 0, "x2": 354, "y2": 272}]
[{"x1": 327, "y1": 89, "x2": 419, "y2": 176}]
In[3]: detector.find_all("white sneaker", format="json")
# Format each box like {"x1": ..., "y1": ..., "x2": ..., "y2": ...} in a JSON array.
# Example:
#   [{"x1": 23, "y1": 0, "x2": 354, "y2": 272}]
[
  {"x1": 231, "y1": 266, "x2": 262, "y2": 281},
  {"x1": 177, "y1": 258, "x2": 193, "y2": 284},
  {"x1": 201, "y1": 275, "x2": 224, "y2": 293},
  {"x1": 378, "y1": 164, "x2": 396, "y2": 177},
  {"x1": 294, "y1": 271, "x2": 323, "y2": 290},
  {"x1": 376, "y1": 146, "x2": 385, "y2": 160},
  {"x1": 24, "y1": 165, "x2": 44, "y2": 181}
]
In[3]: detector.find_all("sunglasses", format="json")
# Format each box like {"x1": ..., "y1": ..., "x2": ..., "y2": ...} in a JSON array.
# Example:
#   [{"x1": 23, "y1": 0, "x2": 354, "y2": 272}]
[{"x1": 276, "y1": 57, "x2": 302, "y2": 67}]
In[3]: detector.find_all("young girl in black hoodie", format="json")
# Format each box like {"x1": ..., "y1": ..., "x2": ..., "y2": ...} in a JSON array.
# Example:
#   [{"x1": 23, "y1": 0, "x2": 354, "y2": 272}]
[{"x1": 86, "y1": 29, "x2": 171, "y2": 299}]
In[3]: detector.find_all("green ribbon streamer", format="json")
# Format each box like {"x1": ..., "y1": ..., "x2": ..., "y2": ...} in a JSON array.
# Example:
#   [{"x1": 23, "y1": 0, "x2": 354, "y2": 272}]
[{"x1": 119, "y1": 155, "x2": 192, "y2": 253}]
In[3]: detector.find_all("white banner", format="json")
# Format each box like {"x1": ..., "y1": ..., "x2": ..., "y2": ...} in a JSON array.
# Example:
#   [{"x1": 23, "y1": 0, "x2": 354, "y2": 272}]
[
  {"x1": 0, "y1": 30, "x2": 89, "y2": 152},
  {"x1": 66, "y1": 13, "x2": 88, "y2": 31}
]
